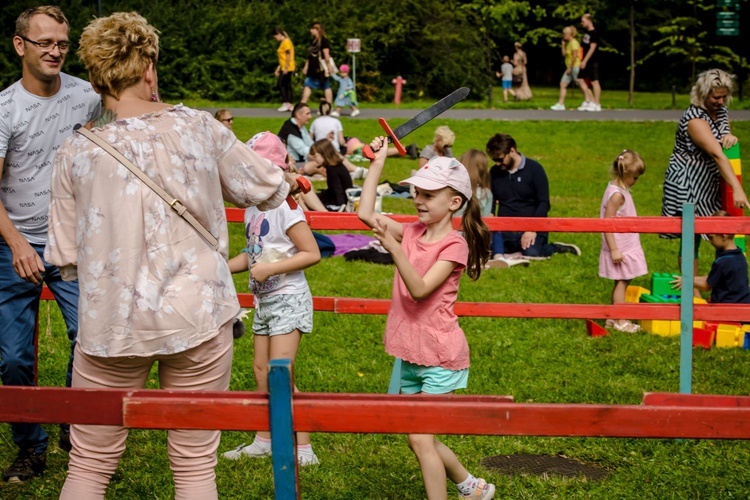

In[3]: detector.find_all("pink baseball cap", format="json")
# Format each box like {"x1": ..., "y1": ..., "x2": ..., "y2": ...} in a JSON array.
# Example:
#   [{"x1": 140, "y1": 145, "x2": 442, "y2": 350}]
[
  {"x1": 246, "y1": 131, "x2": 289, "y2": 171},
  {"x1": 339, "y1": 64, "x2": 350, "y2": 73},
  {"x1": 399, "y1": 157, "x2": 472, "y2": 200}
]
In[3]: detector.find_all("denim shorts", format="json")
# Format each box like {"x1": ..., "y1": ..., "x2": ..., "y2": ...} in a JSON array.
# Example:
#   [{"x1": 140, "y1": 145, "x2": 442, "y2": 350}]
[
  {"x1": 252, "y1": 290, "x2": 313, "y2": 336},
  {"x1": 399, "y1": 360, "x2": 469, "y2": 395},
  {"x1": 303, "y1": 77, "x2": 331, "y2": 90},
  {"x1": 560, "y1": 67, "x2": 580, "y2": 85},
  {"x1": 502, "y1": 80, "x2": 512, "y2": 90}
]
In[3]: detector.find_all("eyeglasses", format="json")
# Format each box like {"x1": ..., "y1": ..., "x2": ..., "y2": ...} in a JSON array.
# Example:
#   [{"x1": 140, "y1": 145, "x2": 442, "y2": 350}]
[
  {"x1": 221, "y1": 117, "x2": 234, "y2": 123},
  {"x1": 19, "y1": 35, "x2": 70, "y2": 53},
  {"x1": 491, "y1": 155, "x2": 506, "y2": 164}
]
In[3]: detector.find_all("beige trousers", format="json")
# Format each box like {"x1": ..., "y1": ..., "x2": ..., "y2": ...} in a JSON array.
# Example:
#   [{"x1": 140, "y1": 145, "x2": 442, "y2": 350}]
[{"x1": 59, "y1": 323, "x2": 233, "y2": 500}]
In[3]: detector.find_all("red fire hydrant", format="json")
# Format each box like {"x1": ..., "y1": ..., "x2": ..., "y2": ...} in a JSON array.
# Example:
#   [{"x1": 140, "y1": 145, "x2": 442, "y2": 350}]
[{"x1": 392, "y1": 76, "x2": 406, "y2": 105}]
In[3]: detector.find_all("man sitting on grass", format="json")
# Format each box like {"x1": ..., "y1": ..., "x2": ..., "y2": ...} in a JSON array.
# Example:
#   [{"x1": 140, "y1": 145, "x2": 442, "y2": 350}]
[{"x1": 485, "y1": 133, "x2": 581, "y2": 268}]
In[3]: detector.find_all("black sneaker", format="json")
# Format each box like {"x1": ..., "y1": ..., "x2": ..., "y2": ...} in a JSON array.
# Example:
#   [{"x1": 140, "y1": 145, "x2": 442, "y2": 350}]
[
  {"x1": 59, "y1": 424, "x2": 72, "y2": 453},
  {"x1": 232, "y1": 318, "x2": 245, "y2": 340},
  {"x1": 552, "y1": 242, "x2": 582, "y2": 256},
  {"x1": 2, "y1": 448, "x2": 46, "y2": 483},
  {"x1": 406, "y1": 143, "x2": 419, "y2": 160}
]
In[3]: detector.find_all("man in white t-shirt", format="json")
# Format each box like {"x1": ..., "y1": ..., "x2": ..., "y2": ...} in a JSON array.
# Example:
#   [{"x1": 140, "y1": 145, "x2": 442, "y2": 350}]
[
  {"x1": 309, "y1": 101, "x2": 345, "y2": 153},
  {"x1": 0, "y1": 6, "x2": 100, "y2": 483}
]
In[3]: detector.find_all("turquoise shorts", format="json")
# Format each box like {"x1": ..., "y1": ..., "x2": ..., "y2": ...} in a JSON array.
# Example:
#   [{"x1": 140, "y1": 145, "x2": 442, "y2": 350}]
[{"x1": 399, "y1": 360, "x2": 469, "y2": 395}]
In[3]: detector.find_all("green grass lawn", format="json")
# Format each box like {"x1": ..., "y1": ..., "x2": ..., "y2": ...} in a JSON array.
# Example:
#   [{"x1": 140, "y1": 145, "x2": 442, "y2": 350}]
[{"x1": 2, "y1": 118, "x2": 750, "y2": 499}]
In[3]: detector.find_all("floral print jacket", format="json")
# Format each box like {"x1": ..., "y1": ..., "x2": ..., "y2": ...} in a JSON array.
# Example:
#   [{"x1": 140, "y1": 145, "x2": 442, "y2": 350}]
[{"x1": 45, "y1": 105, "x2": 288, "y2": 357}]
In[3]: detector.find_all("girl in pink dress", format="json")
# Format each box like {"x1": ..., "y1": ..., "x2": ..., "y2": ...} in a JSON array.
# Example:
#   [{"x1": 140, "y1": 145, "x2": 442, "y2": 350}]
[
  {"x1": 358, "y1": 137, "x2": 494, "y2": 500},
  {"x1": 599, "y1": 150, "x2": 648, "y2": 332}
]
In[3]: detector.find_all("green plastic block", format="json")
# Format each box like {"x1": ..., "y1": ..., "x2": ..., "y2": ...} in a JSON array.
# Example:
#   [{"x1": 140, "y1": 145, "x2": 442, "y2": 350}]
[
  {"x1": 640, "y1": 293, "x2": 680, "y2": 303},
  {"x1": 651, "y1": 272, "x2": 680, "y2": 297},
  {"x1": 736, "y1": 235, "x2": 746, "y2": 254},
  {"x1": 724, "y1": 142, "x2": 741, "y2": 160}
]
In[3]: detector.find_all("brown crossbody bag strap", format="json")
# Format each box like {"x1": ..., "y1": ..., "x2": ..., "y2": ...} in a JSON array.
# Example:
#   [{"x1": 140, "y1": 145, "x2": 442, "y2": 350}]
[{"x1": 76, "y1": 126, "x2": 219, "y2": 249}]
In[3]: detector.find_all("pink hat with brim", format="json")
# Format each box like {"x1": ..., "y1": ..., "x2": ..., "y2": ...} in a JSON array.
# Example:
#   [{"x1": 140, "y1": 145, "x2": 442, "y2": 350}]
[
  {"x1": 398, "y1": 156, "x2": 472, "y2": 200},
  {"x1": 339, "y1": 64, "x2": 350, "y2": 73},
  {"x1": 246, "y1": 131, "x2": 289, "y2": 171}
]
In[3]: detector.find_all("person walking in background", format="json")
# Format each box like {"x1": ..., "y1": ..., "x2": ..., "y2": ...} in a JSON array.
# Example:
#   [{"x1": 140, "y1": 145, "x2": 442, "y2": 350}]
[
  {"x1": 512, "y1": 42, "x2": 532, "y2": 101},
  {"x1": 272, "y1": 28, "x2": 295, "y2": 113},
  {"x1": 301, "y1": 22, "x2": 334, "y2": 105},
  {"x1": 223, "y1": 132, "x2": 321, "y2": 467},
  {"x1": 599, "y1": 150, "x2": 647, "y2": 333},
  {"x1": 551, "y1": 26, "x2": 581, "y2": 111},
  {"x1": 496, "y1": 55, "x2": 515, "y2": 103},
  {"x1": 577, "y1": 13, "x2": 601, "y2": 112},
  {"x1": 358, "y1": 137, "x2": 493, "y2": 500},
  {"x1": 0, "y1": 5, "x2": 101, "y2": 483},
  {"x1": 331, "y1": 63, "x2": 359, "y2": 117},
  {"x1": 46, "y1": 12, "x2": 299, "y2": 499}
]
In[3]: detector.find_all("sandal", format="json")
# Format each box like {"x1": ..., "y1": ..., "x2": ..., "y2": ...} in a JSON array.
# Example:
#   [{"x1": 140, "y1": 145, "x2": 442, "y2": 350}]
[{"x1": 613, "y1": 320, "x2": 641, "y2": 333}]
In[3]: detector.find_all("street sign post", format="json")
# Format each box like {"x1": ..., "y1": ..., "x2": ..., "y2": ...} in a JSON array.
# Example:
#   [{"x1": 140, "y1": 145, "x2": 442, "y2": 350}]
[{"x1": 347, "y1": 38, "x2": 361, "y2": 87}]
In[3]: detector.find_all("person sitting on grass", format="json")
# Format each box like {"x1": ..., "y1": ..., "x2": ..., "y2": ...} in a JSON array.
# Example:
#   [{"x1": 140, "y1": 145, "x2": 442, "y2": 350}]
[
  {"x1": 670, "y1": 210, "x2": 750, "y2": 304},
  {"x1": 309, "y1": 139, "x2": 354, "y2": 211},
  {"x1": 223, "y1": 132, "x2": 322, "y2": 467},
  {"x1": 485, "y1": 133, "x2": 581, "y2": 266}
]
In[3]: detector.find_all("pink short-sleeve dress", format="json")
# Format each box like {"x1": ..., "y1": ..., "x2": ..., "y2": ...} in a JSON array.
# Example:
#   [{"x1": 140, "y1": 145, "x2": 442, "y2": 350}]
[{"x1": 599, "y1": 182, "x2": 648, "y2": 280}]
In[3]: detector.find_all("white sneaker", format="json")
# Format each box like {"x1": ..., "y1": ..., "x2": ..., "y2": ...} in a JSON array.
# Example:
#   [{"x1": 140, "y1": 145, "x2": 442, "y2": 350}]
[
  {"x1": 277, "y1": 104, "x2": 290, "y2": 112},
  {"x1": 577, "y1": 101, "x2": 592, "y2": 111},
  {"x1": 586, "y1": 103, "x2": 602, "y2": 112},
  {"x1": 222, "y1": 441, "x2": 271, "y2": 460},
  {"x1": 350, "y1": 166, "x2": 367, "y2": 180},
  {"x1": 485, "y1": 257, "x2": 530, "y2": 269},
  {"x1": 350, "y1": 109, "x2": 360, "y2": 117},
  {"x1": 298, "y1": 451, "x2": 320, "y2": 467},
  {"x1": 550, "y1": 103, "x2": 565, "y2": 111},
  {"x1": 330, "y1": 111, "x2": 340, "y2": 117}
]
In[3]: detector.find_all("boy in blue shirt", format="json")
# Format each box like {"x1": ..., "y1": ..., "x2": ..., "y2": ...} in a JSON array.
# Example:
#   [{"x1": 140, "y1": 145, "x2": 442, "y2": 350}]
[{"x1": 671, "y1": 211, "x2": 750, "y2": 303}]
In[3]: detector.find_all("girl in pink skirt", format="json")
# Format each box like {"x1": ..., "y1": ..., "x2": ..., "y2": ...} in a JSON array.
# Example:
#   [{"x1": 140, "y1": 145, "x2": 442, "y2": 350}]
[{"x1": 599, "y1": 150, "x2": 648, "y2": 332}]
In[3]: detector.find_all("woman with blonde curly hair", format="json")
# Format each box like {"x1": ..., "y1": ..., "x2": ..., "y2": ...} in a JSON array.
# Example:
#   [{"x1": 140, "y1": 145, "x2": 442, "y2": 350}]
[
  {"x1": 419, "y1": 125, "x2": 455, "y2": 167},
  {"x1": 661, "y1": 69, "x2": 749, "y2": 293},
  {"x1": 46, "y1": 12, "x2": 300, "y2": 499}
]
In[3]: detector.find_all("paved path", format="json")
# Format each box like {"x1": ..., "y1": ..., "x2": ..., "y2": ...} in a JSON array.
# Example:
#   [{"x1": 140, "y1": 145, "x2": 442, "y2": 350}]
[{"x1": 206, "y1": 106, "x2": 750, "y2": 122}]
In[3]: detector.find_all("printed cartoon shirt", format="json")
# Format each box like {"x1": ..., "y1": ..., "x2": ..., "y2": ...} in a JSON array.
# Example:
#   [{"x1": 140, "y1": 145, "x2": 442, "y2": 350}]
[
  {"x1": 383, "y1": 222, "x2": 470, "y2": 370},
  {"x1": 243, "y1": 203, "x2": 309, "y2": 297},
  {"x1": 44, "y1": 105, "x2": 288, "y2": 357}
]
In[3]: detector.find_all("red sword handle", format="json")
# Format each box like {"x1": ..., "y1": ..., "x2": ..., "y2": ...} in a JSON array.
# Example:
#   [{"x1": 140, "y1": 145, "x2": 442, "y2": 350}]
[
  {"x1": 362, "y1": 117, "x2": 407, "y2": 160},
  {"x1": 287, "y1": 175, "x2": 311, "y2": 210}
]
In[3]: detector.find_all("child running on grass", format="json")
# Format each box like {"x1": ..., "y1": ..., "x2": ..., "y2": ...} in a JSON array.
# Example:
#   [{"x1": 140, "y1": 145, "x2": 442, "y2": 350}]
[
  {"x1": 223, "y1": 132, "x2": 321, "y2": 466},
  {"x1": 358, "y1": 137, "x2": 494, "y2": 499},
  {"x1": 599, "y1": 150, "x2": 647, "y2": 332}
]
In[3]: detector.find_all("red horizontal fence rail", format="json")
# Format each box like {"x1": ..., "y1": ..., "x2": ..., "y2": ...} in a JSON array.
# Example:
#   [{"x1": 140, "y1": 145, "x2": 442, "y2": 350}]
[{"x1": 3, "y1": 386, "x2": 750, "y2": 440}]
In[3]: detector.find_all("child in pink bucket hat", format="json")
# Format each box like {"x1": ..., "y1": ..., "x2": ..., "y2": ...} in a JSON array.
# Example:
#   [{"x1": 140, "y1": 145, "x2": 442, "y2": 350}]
[
  {"x1": 331, "y1": 64, "x2": 359, "y2": 117},
  {"x1": 223, "y1": 131, "x2": 322, "y2": 466}
]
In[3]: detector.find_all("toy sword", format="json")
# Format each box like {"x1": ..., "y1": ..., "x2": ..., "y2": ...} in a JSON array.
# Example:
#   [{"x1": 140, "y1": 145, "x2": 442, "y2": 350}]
[{"x1": 362, "y1": 87, "x2": 470, "y2": 160}]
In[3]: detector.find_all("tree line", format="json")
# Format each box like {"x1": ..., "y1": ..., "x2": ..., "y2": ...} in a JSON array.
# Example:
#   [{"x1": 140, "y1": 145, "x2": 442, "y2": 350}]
[{"x1": 1, "y1": 0, "x2": 747, "y2": 102}]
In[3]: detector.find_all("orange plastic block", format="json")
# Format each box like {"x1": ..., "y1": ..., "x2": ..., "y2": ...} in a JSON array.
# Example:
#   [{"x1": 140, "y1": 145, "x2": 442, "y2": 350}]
[
  {"x1": 692, "y1": 327, "x2": 715, "y2": 349},
  {"x1": 716, "y1": 324, "x2": 743, "y2": 348},
  {"x1": 625, "y1": 286, "x2": 651, "y2": 304}
]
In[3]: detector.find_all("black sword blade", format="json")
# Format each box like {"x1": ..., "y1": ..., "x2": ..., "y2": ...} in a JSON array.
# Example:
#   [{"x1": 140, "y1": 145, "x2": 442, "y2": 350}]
[{"x1": 390, "y1": 87, "x2": 470, "y2": 140}]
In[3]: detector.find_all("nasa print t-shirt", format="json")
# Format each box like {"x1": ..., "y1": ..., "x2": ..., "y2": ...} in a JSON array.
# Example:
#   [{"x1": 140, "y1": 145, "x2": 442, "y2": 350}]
[{"x1": 0, "y1": 73, "x2": 100, "y2": 244}]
